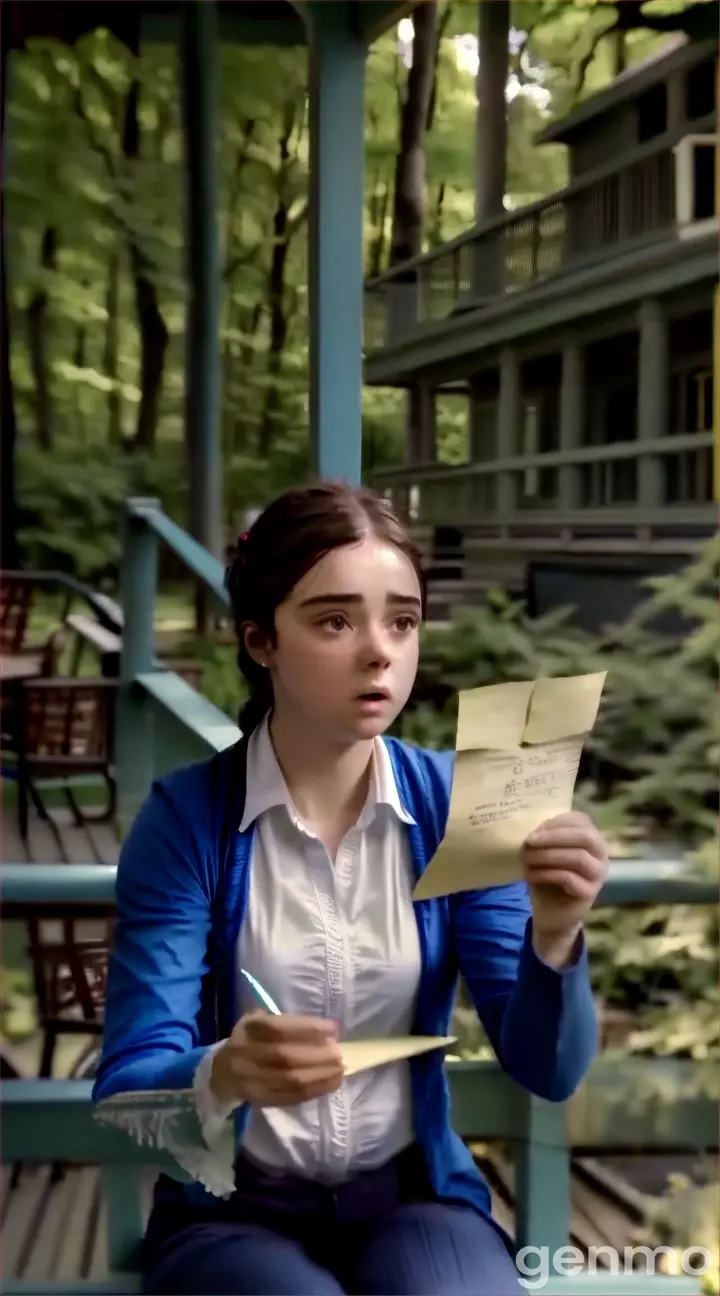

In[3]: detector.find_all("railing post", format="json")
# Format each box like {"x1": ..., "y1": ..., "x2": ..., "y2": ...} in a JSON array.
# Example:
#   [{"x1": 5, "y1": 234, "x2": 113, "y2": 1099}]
[
  {"x1": 102, "y1": 1165, "x2": 145, "y2": 1273},
  {"x1": 497, "y1": 348, "x2": 519, "y2": 516},
  {"x1": 116, "y1": 498, "x2": 160, "y2": 835},
  {"x1": 514, "y1": 1095, "x2": 571, "y2": 1279},
  {"x1": 559, "y1": 342, "x2": 584, "y2": 509},
  {"x1": 637, "y1": 298, "x2": 667, "y2": 510},
  {"x1": 306, "y1": 0, "x2": 365, "y2": 484}
]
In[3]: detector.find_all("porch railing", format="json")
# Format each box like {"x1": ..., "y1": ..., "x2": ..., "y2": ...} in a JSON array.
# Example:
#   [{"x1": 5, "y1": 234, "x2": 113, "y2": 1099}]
[
  {"x1": 114, "y1": 498, "x2": 239, "y2": 829},
  {"x1": 370, "y1": 437, "x2": 715, "y2": 534},
  {"x1": 2, "y1": 859, "x2": 716, "y2": 1294},
  {"x1": 364, "y1": 132, "x2": 715, "y2": 353}
]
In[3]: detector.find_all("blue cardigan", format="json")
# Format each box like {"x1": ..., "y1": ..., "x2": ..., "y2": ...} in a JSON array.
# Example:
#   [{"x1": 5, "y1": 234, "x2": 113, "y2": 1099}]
[{"x1": 93, "y1": 735, "x2": 597, "y2": 1219}]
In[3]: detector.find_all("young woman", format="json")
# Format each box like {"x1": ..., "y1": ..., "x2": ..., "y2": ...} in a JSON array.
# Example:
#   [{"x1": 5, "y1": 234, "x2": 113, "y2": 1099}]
[{"x1": 94, "y1": 481, "x2": 608, "y2": 1296}]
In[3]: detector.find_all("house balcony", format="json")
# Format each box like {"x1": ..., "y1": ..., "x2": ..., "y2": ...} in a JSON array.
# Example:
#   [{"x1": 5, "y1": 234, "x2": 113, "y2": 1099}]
[{"x1": 363, "y1": 132, "x2": 717, "y2": 385}]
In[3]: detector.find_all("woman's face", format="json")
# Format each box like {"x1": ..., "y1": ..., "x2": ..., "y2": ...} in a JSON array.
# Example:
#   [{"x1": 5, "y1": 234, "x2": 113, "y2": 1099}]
[{"x1": 255, "y1": 535, "x2": 422, "y2": 744}]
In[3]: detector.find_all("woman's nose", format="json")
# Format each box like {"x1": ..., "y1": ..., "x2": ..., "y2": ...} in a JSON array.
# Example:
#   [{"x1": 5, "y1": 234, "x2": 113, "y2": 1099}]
[{"x1": 361, "y1": 624, "x2": 391, "y2": 666}]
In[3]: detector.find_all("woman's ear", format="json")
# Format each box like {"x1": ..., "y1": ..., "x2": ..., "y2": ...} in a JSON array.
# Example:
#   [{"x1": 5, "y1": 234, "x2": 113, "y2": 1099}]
[{"x1": 242, "y1": 622, "x2": 273, "y2": 669}]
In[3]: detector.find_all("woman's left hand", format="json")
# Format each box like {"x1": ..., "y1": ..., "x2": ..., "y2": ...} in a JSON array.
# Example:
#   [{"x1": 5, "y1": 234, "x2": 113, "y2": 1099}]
[{"x1": 521, "y1": 811, "x2": 609, "y2": 962}]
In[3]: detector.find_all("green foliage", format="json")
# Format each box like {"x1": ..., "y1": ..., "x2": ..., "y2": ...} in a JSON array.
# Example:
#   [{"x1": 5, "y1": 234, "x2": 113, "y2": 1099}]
[
  {"x1": 647, "y1": 1173, "x2": 719, "y2": 1294},
  {"x1": 171, "y1": 636, "x2": 248, "y2": 722},
  {"x1": 403, "y1": 538, "x2": 719, "y2": 847},
  {"x1": 16, "y1": 442, "x2": 186, "y2": 581},
  {"x1": 583, "y1": 540, "x2": 719, "y2": 845},
  {"x1": 406, "y1": 540, "x2": 719, "y2": 1064}
]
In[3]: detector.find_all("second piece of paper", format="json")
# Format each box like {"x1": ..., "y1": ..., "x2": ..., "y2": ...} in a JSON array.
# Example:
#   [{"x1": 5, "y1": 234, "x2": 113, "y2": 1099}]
[{"x1": 414, "y1": 672, "x2": 606, "y2": 901}]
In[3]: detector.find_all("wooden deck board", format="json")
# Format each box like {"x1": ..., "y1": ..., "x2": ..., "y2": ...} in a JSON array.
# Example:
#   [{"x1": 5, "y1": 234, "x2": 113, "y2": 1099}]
[
  {"x1": 2, "y1": 1166, "x2": 54, "y2": 1277},
  {"x1": 87, "y1": 1179, "x2": 108, "y2": 1281},
  {"x1": 1, "y1": 791, "x2": 120, "y2": 869},
  {"x1": 54, "y1": 1168, "x2": 100, "y2": 1282}
]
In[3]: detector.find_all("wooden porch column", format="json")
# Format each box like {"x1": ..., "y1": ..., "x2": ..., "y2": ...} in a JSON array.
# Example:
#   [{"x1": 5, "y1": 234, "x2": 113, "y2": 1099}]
[
  {"x1": 558, "y1": 342, "x2": 584, "y2": 509},
  {"x1": 405, "y1": 383, "x2": 437, "y2": 463},
  {"x1": 637, "y1": 298, "x2": 667, "y2": 508},
  {"x1": 180, "y1": 1, "x2": 222, "y2": 561},
  {"x1": 497, "y1": 348, "x2": 518, "y2": 515},
  {"x1": 306, "y1": 2, "x2": 365, "y2": 484}
]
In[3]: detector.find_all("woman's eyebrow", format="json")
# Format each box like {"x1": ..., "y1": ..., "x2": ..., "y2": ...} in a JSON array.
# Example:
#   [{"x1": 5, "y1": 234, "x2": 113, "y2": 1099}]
[{"x1": 298, "y1": 592, "x2": 421, "y2": 610}]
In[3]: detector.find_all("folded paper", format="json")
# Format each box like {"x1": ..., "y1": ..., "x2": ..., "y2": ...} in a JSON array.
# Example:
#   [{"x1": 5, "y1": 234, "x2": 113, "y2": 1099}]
[
  {"x1": 414, "y1": 672, "x2": 607, "y2": 901},
  {"x1": 340, "y1": 1035, "x2": 455, "y2": 1076}
]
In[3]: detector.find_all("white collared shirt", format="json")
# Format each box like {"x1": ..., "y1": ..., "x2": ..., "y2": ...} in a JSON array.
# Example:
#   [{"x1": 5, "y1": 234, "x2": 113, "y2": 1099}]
[{"x1": 194, "y1": 715, "x2": 422, "y2": 1183}]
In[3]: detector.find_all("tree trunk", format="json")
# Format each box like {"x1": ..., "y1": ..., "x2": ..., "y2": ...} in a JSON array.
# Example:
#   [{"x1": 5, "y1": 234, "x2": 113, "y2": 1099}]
[
  {"x1": 122, "y1": 78, "x2": 169, "y2": 451},
  {"x1": 259, "y1": 200, "x2": 291, "y2": 458},
  {"x1": 389, "y1": 1, "x2": 438, "y2": 466},
  {"x1": 367, "y1": 168, "x2": 391, "y2": 278},
  {"x1": 476, "y1": 0, "x2": 509, "y2": 221},
  {"x1": 428, "y1": 181, "x2": 446, "y2": 247},
  {"x1": 103, "y1": 250, "x2": 122, "y2": 444},
  {"x1": 221, "y1": 126, "x2": 258, "y2": 455},
  {"x1": 389, "y1": 1, "x2": 437, "y2": 266},
  {"x1": 259, "y1": 102, "x2": 298, "y2": 458},
  {"x1": 232, "y1": 300, "x2": 263, "y2": 452},
  {"x1": 1, "y1": 15, "x2": 20, "y2": 568},
  {"x1": 1, "y1": 224, "x2": 20, "y2": 567},
  {"x1": 611, "y1": 30, "x2": 626, "y2": 78},
  {"x1": 129, "y1": 244, "x2": 169, "y2": 450},
  {"x1": 26, "y1": 226, "x2": 57, "y2": 451}
]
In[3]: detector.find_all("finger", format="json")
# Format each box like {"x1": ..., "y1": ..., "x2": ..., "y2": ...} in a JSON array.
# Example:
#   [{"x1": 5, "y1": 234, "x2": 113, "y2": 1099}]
[
  {"x1": 526, "y1": 824, "x2": 604, "y2": 854},
  {"x1": 528, "y1": 868, "x2": 596, "y2": 900},
  {"x1": 525, "y1": 833, "x2": 605, "y2": 868},
  {"x1": 248, "y1": 1041, "x2": 343, "y2": 1072},
  {"x1": 529, "y1": 811, "x2": 593, "y2": 832},
  {"x1": 525, "y1": 847, "x2": 602, "y2": 884},
  {"x1": 254, "y1": 1063, "x2": 345, "y2": 1105},
  {"x1": 244, "y1": 1013, "x2": 339, "y2": 1044}
]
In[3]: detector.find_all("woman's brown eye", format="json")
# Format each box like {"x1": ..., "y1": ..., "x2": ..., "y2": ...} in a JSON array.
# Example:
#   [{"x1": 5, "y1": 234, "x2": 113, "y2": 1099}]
[{"x1": 322, "y1": 615, "x2": 347, "y2": 633}]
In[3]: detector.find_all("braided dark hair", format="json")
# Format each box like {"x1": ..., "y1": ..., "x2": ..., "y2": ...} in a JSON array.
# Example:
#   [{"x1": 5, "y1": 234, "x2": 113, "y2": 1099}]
[{"x1": 225, "y1": 480, "x2": 426, "y2": 735}]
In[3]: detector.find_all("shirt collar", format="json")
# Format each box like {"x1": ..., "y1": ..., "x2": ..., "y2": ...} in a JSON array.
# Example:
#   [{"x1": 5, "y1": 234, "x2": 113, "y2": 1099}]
[{"x1": 239, "y1": 714, "x2": 415, "y2": 833}]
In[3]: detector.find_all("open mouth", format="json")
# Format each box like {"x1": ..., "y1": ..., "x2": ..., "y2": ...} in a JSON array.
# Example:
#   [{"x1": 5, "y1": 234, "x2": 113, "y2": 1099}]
[{"x1": 356, "y1": 689, "x2": 390, "y2": 703}]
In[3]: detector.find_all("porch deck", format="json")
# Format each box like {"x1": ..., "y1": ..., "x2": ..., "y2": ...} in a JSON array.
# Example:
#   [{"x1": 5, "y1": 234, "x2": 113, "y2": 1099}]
[{"x1": 2, "y1": 1151, "x2": 684, "y2": 1289}]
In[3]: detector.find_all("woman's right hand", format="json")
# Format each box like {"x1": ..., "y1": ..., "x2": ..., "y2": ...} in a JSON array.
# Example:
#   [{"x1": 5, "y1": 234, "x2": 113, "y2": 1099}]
[{"x1": 210, "y1": 1011, "x2": 345, "y2": 1109}]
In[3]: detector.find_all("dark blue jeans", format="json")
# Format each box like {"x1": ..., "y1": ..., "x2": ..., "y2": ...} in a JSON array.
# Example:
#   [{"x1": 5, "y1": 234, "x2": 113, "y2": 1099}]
[{"x1": 142, "y1": 1146, "x2": 524, "y2": 1295}]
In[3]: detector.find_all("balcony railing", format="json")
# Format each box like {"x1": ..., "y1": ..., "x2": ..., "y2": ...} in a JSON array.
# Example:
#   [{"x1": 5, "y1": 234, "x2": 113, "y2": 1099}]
[
  {"x1": 370, "y1": 432, "x2": 715, "y2": 534},
  {"x1": 364, "y1": 132, "x2": 715, "y2": 353}
]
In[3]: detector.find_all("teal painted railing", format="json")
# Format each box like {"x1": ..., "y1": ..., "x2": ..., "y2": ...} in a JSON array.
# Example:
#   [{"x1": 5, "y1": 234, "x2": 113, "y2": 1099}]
[
  {"x1": 2, "y1": 858, "x2": 716, "y2": 912},
  {"x1": 115, "y1": 498, "x2": 237, "y2": 828},
  {"x1": 2, "y1": 863, "x2": 716, "y2": 1293}
]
